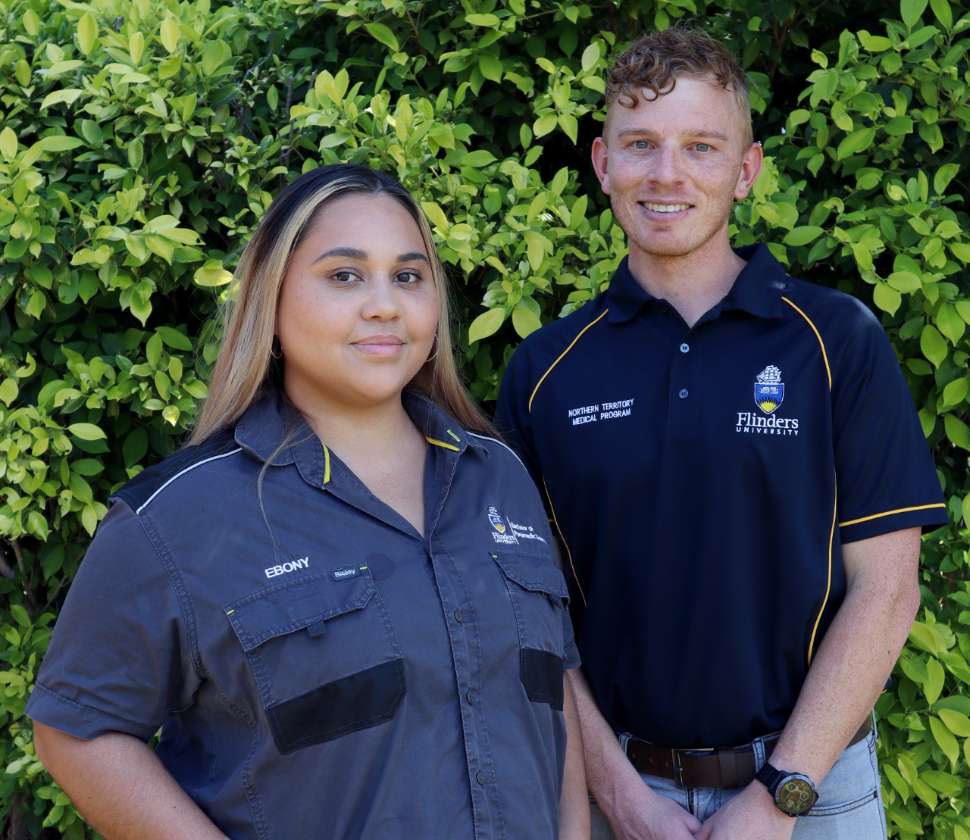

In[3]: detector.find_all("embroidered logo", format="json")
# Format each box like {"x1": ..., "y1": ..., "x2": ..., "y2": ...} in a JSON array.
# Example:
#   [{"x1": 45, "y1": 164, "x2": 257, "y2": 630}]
[
  {"x1": 754, "y1": 365, "x2": 784, "y2": 414},
  {"x1": 566, "y1": 397, "x2": 635, "y2": 427},
  {"x1": 736, "y1": 365, "x2": 799, "y2": 437},
  {"x1": 488, "y1": 506, "x2": 519, "y2": 545},
  {"x1": 264, "y1": 556, "x2": 310, "y2": 579}
]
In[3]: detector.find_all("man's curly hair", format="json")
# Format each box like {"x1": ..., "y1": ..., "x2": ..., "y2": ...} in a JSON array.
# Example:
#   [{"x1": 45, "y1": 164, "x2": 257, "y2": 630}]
[{"x1": 606, "y1": 28, "x2": 752, "y2": 143}]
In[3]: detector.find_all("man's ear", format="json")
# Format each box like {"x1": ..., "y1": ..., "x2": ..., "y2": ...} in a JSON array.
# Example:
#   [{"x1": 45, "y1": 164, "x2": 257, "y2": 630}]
[
  {"x1": 591, "y1": 136, "x2": 610, "y2": 195},
  {"x1": 734, "y1": 140, "x2": 764, "y2": 201}
]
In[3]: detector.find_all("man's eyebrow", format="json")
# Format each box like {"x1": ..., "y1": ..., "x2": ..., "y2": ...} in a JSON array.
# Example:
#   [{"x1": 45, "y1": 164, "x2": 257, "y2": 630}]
[
  {"x1": 312, "y1": 247, "x2": 429, "y2": 264},
  {"x1": 616, "y1": 128, "x2": 731, "y2": 141}
]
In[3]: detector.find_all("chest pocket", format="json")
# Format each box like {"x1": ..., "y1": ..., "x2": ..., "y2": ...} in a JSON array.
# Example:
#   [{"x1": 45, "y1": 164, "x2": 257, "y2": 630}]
[
  {"x1": 225, "y1": 569, "x2": 405, "y2": 754},
  {"x1": 491, "y1": 551, "x2": 569, "y2": 710}
]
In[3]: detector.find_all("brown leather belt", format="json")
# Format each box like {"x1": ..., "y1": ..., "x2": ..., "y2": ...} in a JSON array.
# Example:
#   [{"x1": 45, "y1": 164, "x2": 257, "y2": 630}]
[{"x1": 625, "y1": 717, "x2": 872, "y2": 789}]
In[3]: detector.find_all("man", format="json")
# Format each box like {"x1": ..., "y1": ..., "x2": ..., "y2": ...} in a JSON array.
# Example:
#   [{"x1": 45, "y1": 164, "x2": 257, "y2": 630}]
[{"x1": 496, "y1": 28, "x2": 947, "y2": 840}]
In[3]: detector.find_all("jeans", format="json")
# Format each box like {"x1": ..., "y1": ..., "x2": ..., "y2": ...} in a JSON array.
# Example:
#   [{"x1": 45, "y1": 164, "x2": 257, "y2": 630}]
[{"x1": 590, "y1": 728, "x2": 887, "y2": 839}]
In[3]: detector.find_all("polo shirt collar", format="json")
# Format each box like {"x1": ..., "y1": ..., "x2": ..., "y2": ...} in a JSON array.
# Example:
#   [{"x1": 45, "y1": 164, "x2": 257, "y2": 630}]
[{"x1": 605, "y1": 243, "x2": 789, "y2": 325}]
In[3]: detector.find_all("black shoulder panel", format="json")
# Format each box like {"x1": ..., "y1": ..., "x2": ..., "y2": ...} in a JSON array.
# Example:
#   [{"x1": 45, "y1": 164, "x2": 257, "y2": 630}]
[{"x1": 111, "y1": 429, "x2": 239, "y2": 513}]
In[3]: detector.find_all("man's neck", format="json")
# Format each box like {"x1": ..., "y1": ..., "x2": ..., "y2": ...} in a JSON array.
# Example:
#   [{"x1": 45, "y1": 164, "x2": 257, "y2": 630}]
[{"x1": 628, "y1": 238, "x2": 747, "y2": 328}]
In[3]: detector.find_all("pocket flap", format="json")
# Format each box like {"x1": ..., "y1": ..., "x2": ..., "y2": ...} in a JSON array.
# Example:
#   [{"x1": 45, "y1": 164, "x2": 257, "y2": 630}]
[
  {"x1": 491, "y1": 551, "x2": 569, "y2": 602},
  {"x1": 225, "y1": 569, "x2": 375, "y2": 652}
]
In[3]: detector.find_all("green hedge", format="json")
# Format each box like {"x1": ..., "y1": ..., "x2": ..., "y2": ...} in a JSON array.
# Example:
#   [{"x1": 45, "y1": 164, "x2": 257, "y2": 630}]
[{"x1": 0, "y1": 0, "x2": 967, "y2": 836}]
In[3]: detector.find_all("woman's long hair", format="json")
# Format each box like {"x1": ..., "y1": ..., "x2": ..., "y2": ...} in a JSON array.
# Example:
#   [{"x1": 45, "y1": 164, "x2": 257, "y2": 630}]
[{"x1": 189, "y1": 164, "x2": 495, "y2": 444}]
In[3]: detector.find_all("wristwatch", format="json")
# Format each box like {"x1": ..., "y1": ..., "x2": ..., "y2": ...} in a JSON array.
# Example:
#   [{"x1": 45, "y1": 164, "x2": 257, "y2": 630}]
[{"x1": 755, "y1": 762, "x2": 819, "y2": 817}]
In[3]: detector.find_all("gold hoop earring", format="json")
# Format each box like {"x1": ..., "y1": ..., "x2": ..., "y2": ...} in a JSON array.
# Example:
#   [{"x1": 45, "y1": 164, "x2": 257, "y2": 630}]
[
  {"x1": 271, "y1": 336, "x2": 283, "y2": 360},
  {"x1": 425, "y1": 338, "x2": 438, "y2": 364}
]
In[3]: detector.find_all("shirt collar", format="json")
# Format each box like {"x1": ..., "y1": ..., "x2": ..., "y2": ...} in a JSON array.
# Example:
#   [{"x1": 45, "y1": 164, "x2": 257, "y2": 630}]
[
  {"x1": 233, "y1": 389, "x2": 480, "y2": 486},
  {"x1": 605, "y1": 243, "x2": 789, "y2": 325}
]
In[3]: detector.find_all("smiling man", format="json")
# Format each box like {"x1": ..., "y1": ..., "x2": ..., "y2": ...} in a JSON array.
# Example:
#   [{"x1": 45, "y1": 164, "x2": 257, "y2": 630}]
[{"x1": 496, "y1": 28, "x2": 947, "y2": 840}]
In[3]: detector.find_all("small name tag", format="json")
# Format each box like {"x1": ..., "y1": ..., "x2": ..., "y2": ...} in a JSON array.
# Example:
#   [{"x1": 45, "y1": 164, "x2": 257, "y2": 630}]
[{"x1": 330, "y1": 566, "x2": 361, "y2": 581}]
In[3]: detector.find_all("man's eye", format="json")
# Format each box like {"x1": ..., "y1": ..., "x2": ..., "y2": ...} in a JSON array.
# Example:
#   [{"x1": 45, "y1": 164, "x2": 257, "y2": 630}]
[
  {"x1": 632, "y1": 140, "x2": 651, "y2": 150},
  {"x1": 694, "y1": 143, "x2": 712, "y2": 152}
]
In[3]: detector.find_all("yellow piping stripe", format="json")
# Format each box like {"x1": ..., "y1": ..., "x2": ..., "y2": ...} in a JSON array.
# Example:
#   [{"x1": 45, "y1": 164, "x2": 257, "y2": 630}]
[
  {"x1": 542, "y1": 477, "x2": 587, "y2": 608},
  {"x1": 781, "y1": 297, "x2": 832, "y2": 390},
  {"x1": 807, "y1": 481, "x2": 837, "y2": 665},
  {"x1": 446, "y1": 428, "x2": 461, "y2": 443},
  {"x1": 528, "y1": 310, "x2": 609, "y2": 413},
  {"x1": 839, "y1": 503, "x2": 946, "y2": 528},
  {"x1": 322, "y1": 443, "x2": 331, "y2": 485},
  {"x1": 426, "y1": 436, "x2": 461, "y2": 452}
]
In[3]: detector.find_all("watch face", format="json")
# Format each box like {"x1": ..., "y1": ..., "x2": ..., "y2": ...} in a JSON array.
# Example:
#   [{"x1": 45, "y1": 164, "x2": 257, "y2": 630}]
[{"x1": 776, "y1": 776, "x2": 817, "y2": 816}]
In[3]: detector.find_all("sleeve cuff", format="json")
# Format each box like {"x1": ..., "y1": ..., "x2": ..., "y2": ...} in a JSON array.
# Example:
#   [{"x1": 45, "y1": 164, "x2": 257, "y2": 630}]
[
  {"x1": 838, "y1": 503, "x2": 949, "y2": 543},
  {"x1": 26, "y1": 682, "x2": 156, "y2": 742}
]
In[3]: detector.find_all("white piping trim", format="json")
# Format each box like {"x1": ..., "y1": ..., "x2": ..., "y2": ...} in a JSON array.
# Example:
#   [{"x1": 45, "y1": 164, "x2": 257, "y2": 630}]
[
  {"x1": 135, "y1": 447, "x2": 244, "y2": 514},
  {"x1": 467, "y1": 432, "x2": 527, "y2": 472}
]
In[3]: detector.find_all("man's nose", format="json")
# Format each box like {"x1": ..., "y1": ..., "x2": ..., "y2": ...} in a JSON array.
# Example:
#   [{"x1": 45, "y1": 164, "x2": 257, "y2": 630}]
[{"x1": 649, "y1": 146, "x2": 684, "y2": 185}]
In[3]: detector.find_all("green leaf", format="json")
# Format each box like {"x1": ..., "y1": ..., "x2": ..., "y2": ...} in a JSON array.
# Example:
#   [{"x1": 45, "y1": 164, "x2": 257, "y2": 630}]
[
  {"x1": 937, "y1": 304, "x2": 966, "y2": 344},
  {"x1": 77, "y1": 13, "x2": 97, "y2": 55},
  {"x1": 534, "y1": 113, "x2": 558, "y2": 137},
  {"x1": 40, "y1": 89, "x2": 84, "y2": 110},
  {"x1": 68, "y1": 423, "x2": 106, "y2": 442},
  {"x1": 193, "y1": 261, "x2": 233, "y2": 287},
  {"x1": 0, "y1": 126, "x2": 17, "y2": 160},
  {"x1": 581, "y1": 43, "x2": 601, "y2": 72},
  {"x1": 157, "y1": 326, "x2": 192, "y2": 351},
  {"x1": 0, "y1": 378, "x2": 18, "y2": 406},
  {"x1": 942, "y1": 377, "x2": 968, "y2": 408},
  {"x1": 123, "y1": 428, "x2": 149, "y2": 467},
  {"x1": 929, "y1": 715, "x2": 960, "y2": 766},
  {"x1": 920, "y1": 324, "x2": 947, "y2": 367},
  {"x1": 160, "y1": 17, "x2": 180, "y2": 53},
  {"x1": 924, "y1": 657, "x2": 945, "y2": 704},
  {"x1": 10, "y1": 603, "x2": 30, "y2": 630},
  {"x1": 461, "y1": 150, "x2": 496, "y2": 168},
  {"x1": 465, "y1": 13, "x2": 500, "y2": 26},
  {"x1": 944, "y1": 415, "x2": 970, "y2": 451},
  {"x1": 36, "y1": 134, "x2": 83, "y2": 153},
  {"x1": 420, "y1": 201, "x2": 449, "y2": 230},
  {"x1": 479, "y1": 53, "x2": 502, "y2": 82},
  {"x1": 201, "y1": 40, "x2": 231, "y2": 76},
  {"x1": 873, "y1": 284, "x2": 901, "y2": 315},
  {"x1": 468, "y1": 308, "x2": 505, "y2": 343},
  {"x1": 933, "y1": 164, "x2": 960, "y2": 195},
  {"x1": 364, "y1": 22, "x2": 399, "y2": 51},
  {"x1": 512, "y1": 303, "x2": 542, "y2": 338},
  {"x1": 836, "y1": 128, "x2": 876, "y2": 159},
  {"x1": 951, "y1": 242, "x2": 970, "y2": 263},
  {"x1": 888, "y1": 271, "x2": 922, "y2": 293},
  {"x1": 783, "y1": 226, "x2": 824, "y2": 246},
  {"x1": 901, "y1": 0, "x2": 928, "y2": 28},
  {"x1": 930, "y1": 0, "x2": 953, "y2": 28},
  {"x1": 524, "y1": 232, "x2": 548, "y2": 272},
  {"x1": 938, "y1": 708, "x2": 970, "y2": 737}
]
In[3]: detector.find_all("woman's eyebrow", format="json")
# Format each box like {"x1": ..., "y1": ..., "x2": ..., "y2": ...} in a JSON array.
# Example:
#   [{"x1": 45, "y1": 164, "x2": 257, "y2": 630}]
[{"x1": 312, "y1": 248, "x2": 429, "y2": 264}]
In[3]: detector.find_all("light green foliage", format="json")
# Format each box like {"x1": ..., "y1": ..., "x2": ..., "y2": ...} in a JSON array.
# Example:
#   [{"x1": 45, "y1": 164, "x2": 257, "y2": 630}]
[{"x1": 0, "y1": 0, "x2": 967, "y2": 836}]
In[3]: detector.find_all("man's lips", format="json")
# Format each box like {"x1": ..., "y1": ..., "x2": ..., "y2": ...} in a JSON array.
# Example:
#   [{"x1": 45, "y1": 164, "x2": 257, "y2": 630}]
[{"x1": 638, "y1": 201, "x2": 694, "y2": 221}]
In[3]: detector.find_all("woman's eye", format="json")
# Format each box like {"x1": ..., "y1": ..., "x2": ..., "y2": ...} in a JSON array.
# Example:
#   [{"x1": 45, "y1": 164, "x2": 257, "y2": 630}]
[
  {"x1": 395, "y1": 270, "x2": 422, "y2": 285},
  {"x1": 331, "y1": 270, "x2": 359, "y2": 284}
]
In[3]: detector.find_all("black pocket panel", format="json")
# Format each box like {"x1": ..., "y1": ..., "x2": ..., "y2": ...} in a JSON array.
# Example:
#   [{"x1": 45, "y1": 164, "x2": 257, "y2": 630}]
[
  {"x1": 267, "y1": 658, "x2": 406, "y2": 754},
  {"x1": 521, "y1": 648, "x2": 564, "y2": 710}
]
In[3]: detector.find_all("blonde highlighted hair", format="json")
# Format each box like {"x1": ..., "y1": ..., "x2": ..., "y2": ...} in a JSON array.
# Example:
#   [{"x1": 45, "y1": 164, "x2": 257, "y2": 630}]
[{"x1": 190, "y1": 164, "x2": 494, "y2": 445}]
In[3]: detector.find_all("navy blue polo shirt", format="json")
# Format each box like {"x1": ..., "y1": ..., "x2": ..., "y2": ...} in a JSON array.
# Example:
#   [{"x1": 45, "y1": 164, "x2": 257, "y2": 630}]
[
  {"x1": 496, "y1": 243, "x2": 947, "y2": 749},
  {"x1": 28, "y1": 390, "x2": 578, "y2": 840}
]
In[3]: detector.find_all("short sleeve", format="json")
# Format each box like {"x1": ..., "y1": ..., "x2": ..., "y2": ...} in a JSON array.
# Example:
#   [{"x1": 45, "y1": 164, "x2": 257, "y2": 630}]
[
  {"x1": 833, "y1": 311, "x2": 948, "y2": 543},
  {"x1": 562, "y1": 610, "x2": 580, "y2": 670},
  {"x1": 26, "y1": 501, "x2": 199, "y2": 741},
  {"x1": 495, "y1": 345, "x2": 545, "y2": 491}
]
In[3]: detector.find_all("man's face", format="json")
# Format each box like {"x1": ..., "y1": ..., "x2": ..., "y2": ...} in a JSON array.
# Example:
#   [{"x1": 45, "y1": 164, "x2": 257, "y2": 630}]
[{"x1": 591, "y1": 75, "x2": 762, "y2": 265}]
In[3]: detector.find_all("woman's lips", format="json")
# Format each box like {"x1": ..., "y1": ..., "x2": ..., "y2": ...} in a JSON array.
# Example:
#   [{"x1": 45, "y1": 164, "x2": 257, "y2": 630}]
[{"x1": 350, "y1": 336, "x2": 406, "y2": 357}]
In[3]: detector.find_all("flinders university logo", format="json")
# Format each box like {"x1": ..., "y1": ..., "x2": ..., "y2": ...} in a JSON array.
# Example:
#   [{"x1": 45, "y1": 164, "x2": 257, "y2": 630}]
[
  {"x1": 488, "y1": 506, "x2": 519, "y2": 545},
  {"x1": 754, "y1": 365, "x2": 784, "y2": 414},
  {"x1": 736, "y1": 364, "x2": 800, "y2": 437}
]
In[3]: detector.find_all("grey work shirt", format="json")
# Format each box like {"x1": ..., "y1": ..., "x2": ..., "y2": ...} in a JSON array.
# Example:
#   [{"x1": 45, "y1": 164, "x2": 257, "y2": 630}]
[{"x1": 28, "y1": 390, "x2": 579, "y2": 840}]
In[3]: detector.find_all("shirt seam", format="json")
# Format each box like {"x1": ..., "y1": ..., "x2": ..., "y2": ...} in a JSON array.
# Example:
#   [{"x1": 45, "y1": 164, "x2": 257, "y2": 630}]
[
  {"x1": 31, "y1": 681, "x2": 156, "y2": 734},
  {"x1": 839, "y1": 502, "x2": 947, "y2": 528},
  {"x1": 527, "y1": 309, "x2": 609, "y2": 412}
]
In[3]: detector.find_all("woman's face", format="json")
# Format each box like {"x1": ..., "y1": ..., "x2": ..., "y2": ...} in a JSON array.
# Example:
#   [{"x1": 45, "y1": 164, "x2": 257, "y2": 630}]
[{"x1": 276, "y1": 192, "x2": 439, "y2": 412}]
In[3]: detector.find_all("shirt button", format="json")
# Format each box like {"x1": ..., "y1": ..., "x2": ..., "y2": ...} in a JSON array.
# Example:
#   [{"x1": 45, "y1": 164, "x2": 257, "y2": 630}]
[
  {"x1": 475, "y1": 770, "x2": 488, "y2": 785},
  {"x1": 678, "y1": 388, "x2": 689, "y2": 399},
  {"x1": 680, "y1": 342, "x2": 690, "y2": 353},
  {"x1": 466, "y1": 689, "x2": 477, "y2": 704},
  {"x1": 453, "y1": 609, "x2": 463, "y2": 623}
]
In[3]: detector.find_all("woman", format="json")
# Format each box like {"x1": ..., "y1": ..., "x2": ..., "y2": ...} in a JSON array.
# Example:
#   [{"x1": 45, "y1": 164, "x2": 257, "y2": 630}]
[{"x1": 28, "y1": 164, "x2": 589, "y2": 839}]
